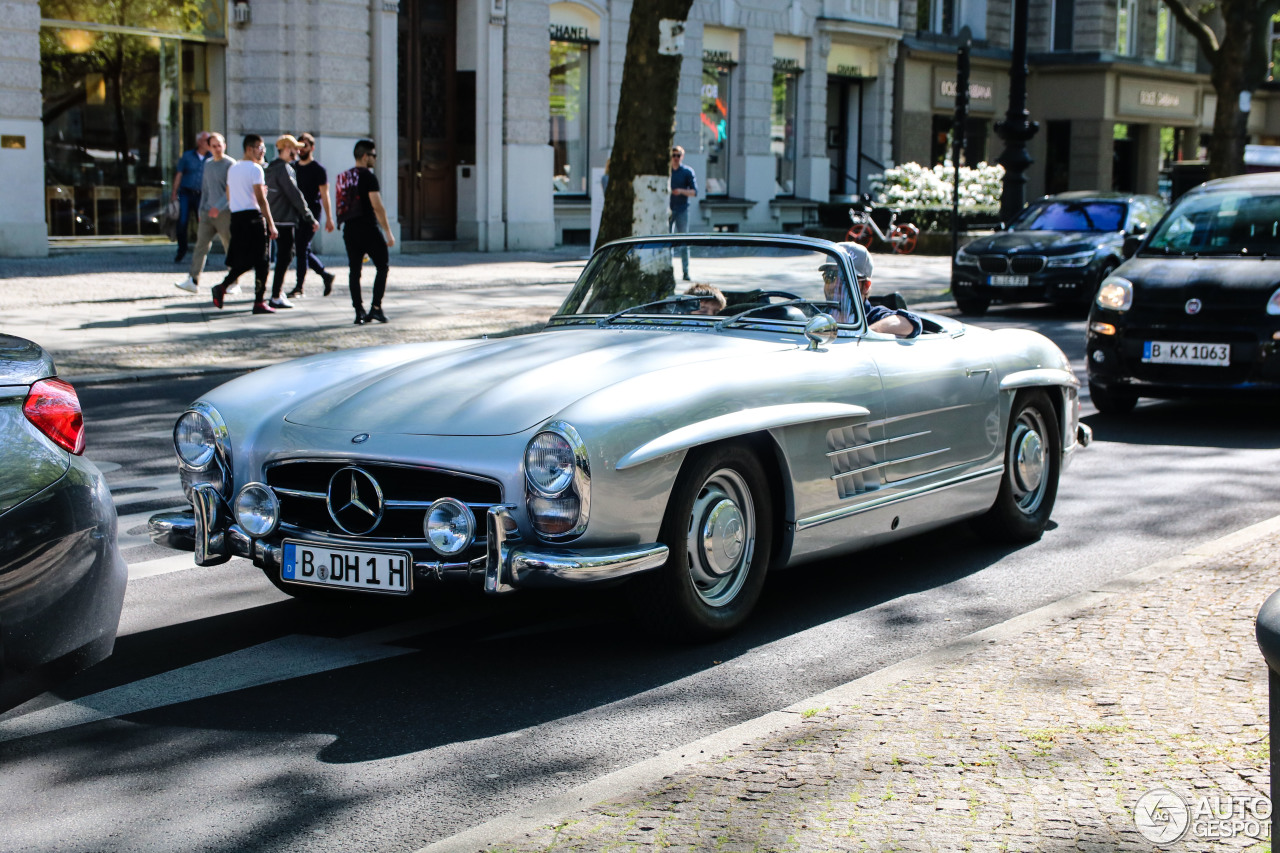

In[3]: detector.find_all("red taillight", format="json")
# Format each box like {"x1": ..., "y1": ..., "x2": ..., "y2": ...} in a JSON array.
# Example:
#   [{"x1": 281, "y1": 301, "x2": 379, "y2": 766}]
[{"x1": 23, "y1": 378, "x2": 85, "y2": 455}]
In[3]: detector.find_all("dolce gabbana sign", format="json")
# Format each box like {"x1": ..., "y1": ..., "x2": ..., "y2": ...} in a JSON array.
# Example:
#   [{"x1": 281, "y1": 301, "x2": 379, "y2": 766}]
[
  {"x1": 932, "y1": 67, "x2": 997, "y2": 113},
  {"x1": 1117, "y1": 78, "x2": 1198, "y2": 120}
]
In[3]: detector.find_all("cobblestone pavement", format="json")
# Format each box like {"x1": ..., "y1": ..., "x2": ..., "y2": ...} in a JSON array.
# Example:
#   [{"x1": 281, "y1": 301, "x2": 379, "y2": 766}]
[
  {"x1": 0, "y1": 247, "x2": 953, "y2": 379},
  {"x1": 473, "y1": 525, "x2": 1279, "y2": 853}
]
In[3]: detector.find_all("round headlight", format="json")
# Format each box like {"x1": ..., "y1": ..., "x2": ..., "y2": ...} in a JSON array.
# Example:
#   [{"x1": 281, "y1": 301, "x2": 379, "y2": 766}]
[
  {"x1": 425, "y1": 498, "x2": 476, "y2": 556},
  {"x1": 1095, "y1": 276, "x2": 1133, "y2": 312},
  {"x1": 525, "y1": 431, "x2": 575, "y2": 495},
  {"x1": 234, "y1": 482, "x2": 280, "y2": 537},
  {"x1": 175, "y1": 410, "x2": 217, "y2": 469}
]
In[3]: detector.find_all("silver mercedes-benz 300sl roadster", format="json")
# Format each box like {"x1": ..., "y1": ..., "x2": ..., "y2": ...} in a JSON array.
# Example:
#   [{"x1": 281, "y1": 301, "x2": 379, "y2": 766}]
[{"x1": 150, "y1": 235, "x2": 1090, "y2": 639}]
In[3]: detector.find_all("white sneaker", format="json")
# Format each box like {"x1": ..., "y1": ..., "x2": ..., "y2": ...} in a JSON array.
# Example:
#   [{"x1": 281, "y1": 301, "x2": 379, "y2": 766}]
[
  {"x1": 268, "y1": 296, "x2": 295, "y2": 309},
  {"x1": 225, "y1": 282, "x2": 243, "y2": 295},
  {"x1": 174, "y1": 276, "x2": 198, "y2": 294}
]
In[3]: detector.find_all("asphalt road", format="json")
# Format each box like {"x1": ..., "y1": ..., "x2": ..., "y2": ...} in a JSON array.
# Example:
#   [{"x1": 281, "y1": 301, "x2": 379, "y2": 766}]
[{"x1": 3, "y1": 308, "x2": 1280, "y2": 853}]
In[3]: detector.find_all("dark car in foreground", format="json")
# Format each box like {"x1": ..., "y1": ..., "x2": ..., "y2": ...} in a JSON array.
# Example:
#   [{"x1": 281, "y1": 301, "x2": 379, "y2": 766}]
[
  {"x1": 0, "y1": 334, "x2": 126, "y2": 711},
  {"x1": 1086, "y1": 173, "x2": 1280, "y2": 413},
  {"x1": 952, "y1": 191, "x2": 1167, "y2": 316}
]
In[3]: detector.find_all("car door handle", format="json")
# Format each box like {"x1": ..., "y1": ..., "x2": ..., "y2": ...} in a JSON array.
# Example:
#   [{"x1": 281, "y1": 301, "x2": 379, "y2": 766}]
[{"x1": 966, "y1": 367, "x2": 992, "y2": 377}]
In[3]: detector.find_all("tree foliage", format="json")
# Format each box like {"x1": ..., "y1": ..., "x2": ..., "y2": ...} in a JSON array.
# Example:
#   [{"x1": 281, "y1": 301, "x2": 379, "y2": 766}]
[{"x1": 1162, "y1": 0, "x2": 1280, "y2": 178}]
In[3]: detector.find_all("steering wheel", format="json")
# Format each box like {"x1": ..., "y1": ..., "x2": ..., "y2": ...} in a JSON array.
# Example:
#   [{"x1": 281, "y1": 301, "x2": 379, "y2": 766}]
[{"x1": 757, "y1": 290, "x2": 802, "y2": 302}]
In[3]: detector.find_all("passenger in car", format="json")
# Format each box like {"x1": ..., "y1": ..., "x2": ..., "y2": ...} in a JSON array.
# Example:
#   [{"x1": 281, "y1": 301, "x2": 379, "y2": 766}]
[
  {"x1": 684, "y1": 282, "x2": 727, "y2": 315},
  {"x1": 822, "y1": 242, "x2": 922, "y2": 338}
]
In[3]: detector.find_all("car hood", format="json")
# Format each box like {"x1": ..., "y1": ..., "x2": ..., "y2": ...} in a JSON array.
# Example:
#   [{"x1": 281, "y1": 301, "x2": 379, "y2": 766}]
[
  {"x1": 1121, "y1": 255, "x2": 1280, "y2": 291},
  {"x1": 964, "y1": 231, "x2": 1114, "y2": 254},
  {"x1": 283, "y1": 329, "x2": 788, "y2": 436}
]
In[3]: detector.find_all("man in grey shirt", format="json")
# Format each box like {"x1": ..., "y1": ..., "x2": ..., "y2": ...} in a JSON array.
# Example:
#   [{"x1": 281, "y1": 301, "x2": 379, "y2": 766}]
[{"x1": 175, "y1": 132, "x2": 239, "y2": 294}]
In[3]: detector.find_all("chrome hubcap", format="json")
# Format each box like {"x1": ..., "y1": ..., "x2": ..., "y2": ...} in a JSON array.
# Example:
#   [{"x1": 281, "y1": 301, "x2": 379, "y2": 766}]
[
  {"x1": 686, "y1": 468, "x2": 755, "y2": 607},
  {"x1": 1009, "y1": 407, "x2": 1049, "y2": 514}
]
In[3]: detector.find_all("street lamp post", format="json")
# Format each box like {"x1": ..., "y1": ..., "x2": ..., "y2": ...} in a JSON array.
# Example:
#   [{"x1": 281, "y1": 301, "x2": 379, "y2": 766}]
[{"x1": 995, "y1": 0, "x2": 1038, "y2": 224}]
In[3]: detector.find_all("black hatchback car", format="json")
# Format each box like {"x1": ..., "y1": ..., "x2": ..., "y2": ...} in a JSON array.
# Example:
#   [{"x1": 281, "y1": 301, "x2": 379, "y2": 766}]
[
  {"x1": 952, "y1": 191, "x2": 1167, "y2": 316},
  {"x1": 1086, "y1": 173, "x2": 1280, "y2": 414}
]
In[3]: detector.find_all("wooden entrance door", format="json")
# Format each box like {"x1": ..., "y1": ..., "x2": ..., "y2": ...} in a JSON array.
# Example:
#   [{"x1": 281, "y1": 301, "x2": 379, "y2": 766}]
[{"x1": 397, "y1": 0, "x2": 457, "y2": 241}]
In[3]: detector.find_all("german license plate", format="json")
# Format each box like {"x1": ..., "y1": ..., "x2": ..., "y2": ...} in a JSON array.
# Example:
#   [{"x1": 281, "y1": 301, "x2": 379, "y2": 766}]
[
  {"x1": 988, "y1": 274, "x2": 1029, "y2": 286},
  {"x1": 1142, "y1": 341, "x2": 1230, "y2": 367},
  {"x1": 281, "y1": 540, "x2": 412, "y2": 594}
]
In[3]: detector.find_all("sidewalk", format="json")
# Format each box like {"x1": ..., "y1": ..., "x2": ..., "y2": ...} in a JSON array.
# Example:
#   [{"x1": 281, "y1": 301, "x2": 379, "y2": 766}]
[
  {"x1": 430, "y1": 518, "x2": 1280, "y2": 853},
  {"x1": 0, "y1": 246, "x2": 953, "y2": 382}
]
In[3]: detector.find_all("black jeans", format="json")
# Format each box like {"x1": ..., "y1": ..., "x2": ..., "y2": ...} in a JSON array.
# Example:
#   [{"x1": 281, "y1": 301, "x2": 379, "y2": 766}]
[
  {"x1": 294, "y1": 216, "x2": 326, "y2": 288},
  {"x1": 176, "y1": 188, "x2": 200, "y2": 256},
  {"x1": 342, "y1": 222, "x2": 388, "y2": 311},
  {"x1": 271, "y1": 223, "x2": 296, "y2": 299},
  {"x1": 221, "y1": 210, "x2": 269, "y2": 301}
]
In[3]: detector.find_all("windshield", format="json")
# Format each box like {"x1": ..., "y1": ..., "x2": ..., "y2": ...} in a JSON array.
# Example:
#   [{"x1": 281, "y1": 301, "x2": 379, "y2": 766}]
[
  {"x1": 554, "y1": 239, "x2": 861, "y2": 330},
  {"x1": 1011, "y1": 201, "x2": 1126, "y2": 233},
  {"x1": 1145, "y1": 190, "x2": 1280, "y2": 256}
]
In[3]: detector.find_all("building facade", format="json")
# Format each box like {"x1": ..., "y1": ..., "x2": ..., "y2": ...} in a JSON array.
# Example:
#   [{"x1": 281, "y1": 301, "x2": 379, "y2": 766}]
[{"x1": 1, "y1": 0, "x2": 1276, "y2": 257}]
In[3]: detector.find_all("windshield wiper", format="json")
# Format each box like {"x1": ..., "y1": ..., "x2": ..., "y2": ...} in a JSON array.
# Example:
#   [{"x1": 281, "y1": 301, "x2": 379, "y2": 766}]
[{"x1": 597, "y1": 295, "x2": 703, "y2": 327}]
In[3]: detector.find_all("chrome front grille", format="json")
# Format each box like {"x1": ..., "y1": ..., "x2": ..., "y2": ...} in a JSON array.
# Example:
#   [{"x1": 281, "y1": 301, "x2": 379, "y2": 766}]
[{"x1": 264, "y1": 459, "x2": 502, "y2": 541}]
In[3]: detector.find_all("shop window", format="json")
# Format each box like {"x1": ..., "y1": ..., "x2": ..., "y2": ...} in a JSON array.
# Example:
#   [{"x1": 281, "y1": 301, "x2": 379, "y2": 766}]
[
  {"x1": 41, "y1": 27, "x2": 183, "y2": 237},
  {"x1": 917, "y1": 0, "x2": 984, "y2": 39},
  {"x1": 40, "y1": 0, "x2": 225, "y2": 38},
  {"x1": 771, "y1": 67, "x2": 799, "y2": 196},
  {"x1": 550, "y1": 40, "x2": 589, "y2": 195},
  {"x1": 1155, "y1": 4, "x2": 1174, "y2": 61},
  {"x1": 1116, "y1": 0, "x2": 1138, "y2": 56},
  {"x1": 700, "y1": 61, "x2": 732, "y2": 196},
  {"x1": 931, "y1": 114, "x2": 987, "y2": 167}
]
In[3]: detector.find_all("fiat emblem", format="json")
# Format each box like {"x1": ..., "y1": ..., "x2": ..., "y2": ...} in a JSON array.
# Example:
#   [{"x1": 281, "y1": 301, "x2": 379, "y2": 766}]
[
  {"x1": 1185, "y1": 298, "x2": 1202, "y2": 315},
  {"x1": 352, "y1": 433, "x2": 370, "y2": 444}
]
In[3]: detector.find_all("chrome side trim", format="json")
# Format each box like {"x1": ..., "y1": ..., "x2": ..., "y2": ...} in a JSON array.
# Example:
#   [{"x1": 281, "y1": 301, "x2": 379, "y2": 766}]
[
  {"x1": 797, "y1": 465, "x2": 1003, "y2": 531},
  {"x1": 999, "y1": 368, "x2": 1080, "y2": 391},
  {"x1": 830, "y1": 447, "x2": 952, "y2": 480},
  {"x1": 825, "y1": 431, "x2": 930, "y2": 457},
  {"x1": 617, "y1": 402, "x2": 871, "y2": 470},
  {"x1": 509, "y1": 544, "x2": 669, "y2": 587}
]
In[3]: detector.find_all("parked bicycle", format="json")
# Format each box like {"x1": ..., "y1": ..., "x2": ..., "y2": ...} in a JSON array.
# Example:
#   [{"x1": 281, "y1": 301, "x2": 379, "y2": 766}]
[{"x1": 844, "y1": 195, "x2": 920, "y2": 254}]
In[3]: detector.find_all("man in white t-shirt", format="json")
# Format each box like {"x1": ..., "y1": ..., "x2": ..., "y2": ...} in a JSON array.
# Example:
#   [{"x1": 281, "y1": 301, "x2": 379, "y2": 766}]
[{"x1": 212, "y1": 134, "x2": 279, "y2": 314}]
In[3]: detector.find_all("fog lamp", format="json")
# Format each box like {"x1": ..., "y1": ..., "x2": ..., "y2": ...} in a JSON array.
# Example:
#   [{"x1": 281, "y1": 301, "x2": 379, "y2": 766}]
[
  {"x1": 234, "y1": 482, "x2": 280, "y2": 537},
  {"x1": 1091, "y1": 350, "x2": 1106, "y2": 363},
  {"x1": 425, "y1": 498, "x2": 476, "y2": 556}
]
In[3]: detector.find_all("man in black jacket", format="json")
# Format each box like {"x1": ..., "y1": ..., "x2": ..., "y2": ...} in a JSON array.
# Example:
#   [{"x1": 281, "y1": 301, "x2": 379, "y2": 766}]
[{"x1": 263, "y1": 135, "x2": 318, "y2": 309}]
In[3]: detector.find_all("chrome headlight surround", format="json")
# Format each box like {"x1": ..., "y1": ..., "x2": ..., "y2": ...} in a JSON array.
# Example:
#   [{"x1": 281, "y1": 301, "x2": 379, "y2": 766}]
[
  {"x1": 1267, "y1": 286, "x2": 1280, "y2": 316},
  {"x1": 233, "y1": 482, "x2": 280, "y2": 538},
  {"x1": 1046, "y1": 250, "x2": 1095, "y2": 268},
  {"x1": 424, "y1": 497, "x2": 476, "y2": 556},
  {"x1": 175, "y1": 402, "x2": 233, "y2": 499},
  {"x1": 1095, "y1": 275, "x2": 1134, "y2": 312},
  {"x1": 954, "y1": 247, "x2": 980, "y2": 267},
  {"x1": 524, "y1": 421, "x2": 590, "y2": 540}
]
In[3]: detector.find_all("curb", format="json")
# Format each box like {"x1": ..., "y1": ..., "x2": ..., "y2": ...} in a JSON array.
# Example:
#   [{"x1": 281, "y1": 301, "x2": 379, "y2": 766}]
[{"x1": 416, "y1": 512, "x2": 1280, "y2": 853}]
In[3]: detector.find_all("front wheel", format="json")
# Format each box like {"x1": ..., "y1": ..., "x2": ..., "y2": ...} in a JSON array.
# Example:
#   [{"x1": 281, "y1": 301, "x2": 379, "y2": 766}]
[
  {"x1": 845, "y1": 223, "x2": 873, "y2": 247},
  {"x1": 630, "y1": 444, "x2": 773, "y2": 641},
  {"x1": 972, "y1": 390, "x2": 1061, "y2": 543},
  {"x1": 954, "y1": 293, "x2": 990, "y2": 316}
]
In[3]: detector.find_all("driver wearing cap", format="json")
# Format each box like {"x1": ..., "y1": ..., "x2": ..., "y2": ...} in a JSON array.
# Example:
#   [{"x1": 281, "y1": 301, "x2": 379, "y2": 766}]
[{"x1": 821, "y1": 241, "x2": 922, "y2": 338}]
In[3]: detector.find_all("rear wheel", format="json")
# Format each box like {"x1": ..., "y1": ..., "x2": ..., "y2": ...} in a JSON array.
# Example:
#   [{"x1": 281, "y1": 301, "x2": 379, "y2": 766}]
[
  {"x1": 630, "y1": 443, "x2": 773, "y2": 641},
  {"x1": 891, "y1": 224, "x2": 919, "y2": 254},
  {"x1": 1088, "y1": 380, "x2": 1137, "y2": 415},
  {"x1": 973, "y1": 390, "x2": 1061, "y2": 543}
]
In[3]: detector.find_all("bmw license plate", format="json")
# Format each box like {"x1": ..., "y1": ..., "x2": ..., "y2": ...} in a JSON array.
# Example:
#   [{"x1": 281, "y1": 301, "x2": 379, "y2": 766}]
[
  {"x1": 281, "y1": 540, "x2": 412, "y2": 594},
  {"x1": 987, "y1": 274, "x2": 1029, "y2": 286},
  {"x1": 1142, "y1": 341, "x2": 1230, "y2": 367}
]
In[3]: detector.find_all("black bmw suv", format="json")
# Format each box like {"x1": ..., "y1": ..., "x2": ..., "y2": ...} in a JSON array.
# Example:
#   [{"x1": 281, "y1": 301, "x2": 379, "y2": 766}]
[
  {"x1": 1086, "y1": 172, "x2": 1280, "y2": 414},
  {"x1": 952, "y1": 191, "x2": 1167, "y2": 316}
]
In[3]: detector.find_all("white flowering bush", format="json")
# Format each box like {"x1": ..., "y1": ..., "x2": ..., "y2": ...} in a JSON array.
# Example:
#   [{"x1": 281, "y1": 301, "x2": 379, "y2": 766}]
[{"x1": 870, "y1": 161, "x2": 1004, "y2": 209}]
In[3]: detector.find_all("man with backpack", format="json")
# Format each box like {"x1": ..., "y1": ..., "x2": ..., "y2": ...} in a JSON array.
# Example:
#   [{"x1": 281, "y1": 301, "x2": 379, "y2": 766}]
[{"x1": 335, "y1": 138, "x2": 395, "y2": 325}]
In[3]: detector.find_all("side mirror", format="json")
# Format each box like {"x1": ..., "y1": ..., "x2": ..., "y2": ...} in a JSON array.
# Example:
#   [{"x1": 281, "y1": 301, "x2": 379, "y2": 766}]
[
  {"x1": 1122, "y1": 235, "x2": 1142, "y2": 259},
  {"x1": 1128, "y1": 222, "x2": 1148, "y2": 237},
  {"x1": 804, "y1": 314, "x2": 839, "y2": 351}
]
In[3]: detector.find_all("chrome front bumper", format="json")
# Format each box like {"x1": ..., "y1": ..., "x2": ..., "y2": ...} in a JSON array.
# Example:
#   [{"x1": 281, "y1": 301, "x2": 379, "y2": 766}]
[{"x1": 148, "y1": 484, "x2": 668, "y2": 594}]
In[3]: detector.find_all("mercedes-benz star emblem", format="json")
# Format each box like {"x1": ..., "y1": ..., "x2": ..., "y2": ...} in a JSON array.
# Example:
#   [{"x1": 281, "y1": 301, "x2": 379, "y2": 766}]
[
  {"x1": 1185, "y1": 298, "x2": 1202, "y2": 315},
  {"x1": 326, "y1": 466, "x2": 384, "y2": 535}
]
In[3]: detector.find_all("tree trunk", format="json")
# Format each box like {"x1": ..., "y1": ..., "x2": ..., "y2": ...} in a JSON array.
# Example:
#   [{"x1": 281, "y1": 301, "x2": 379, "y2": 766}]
[
  {"x1": 595, "y1": 0, "x2": 695, "y2": 250},
  {"x1": 1206, "y1": 0, "x2": 1253, "y2": 179}
]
